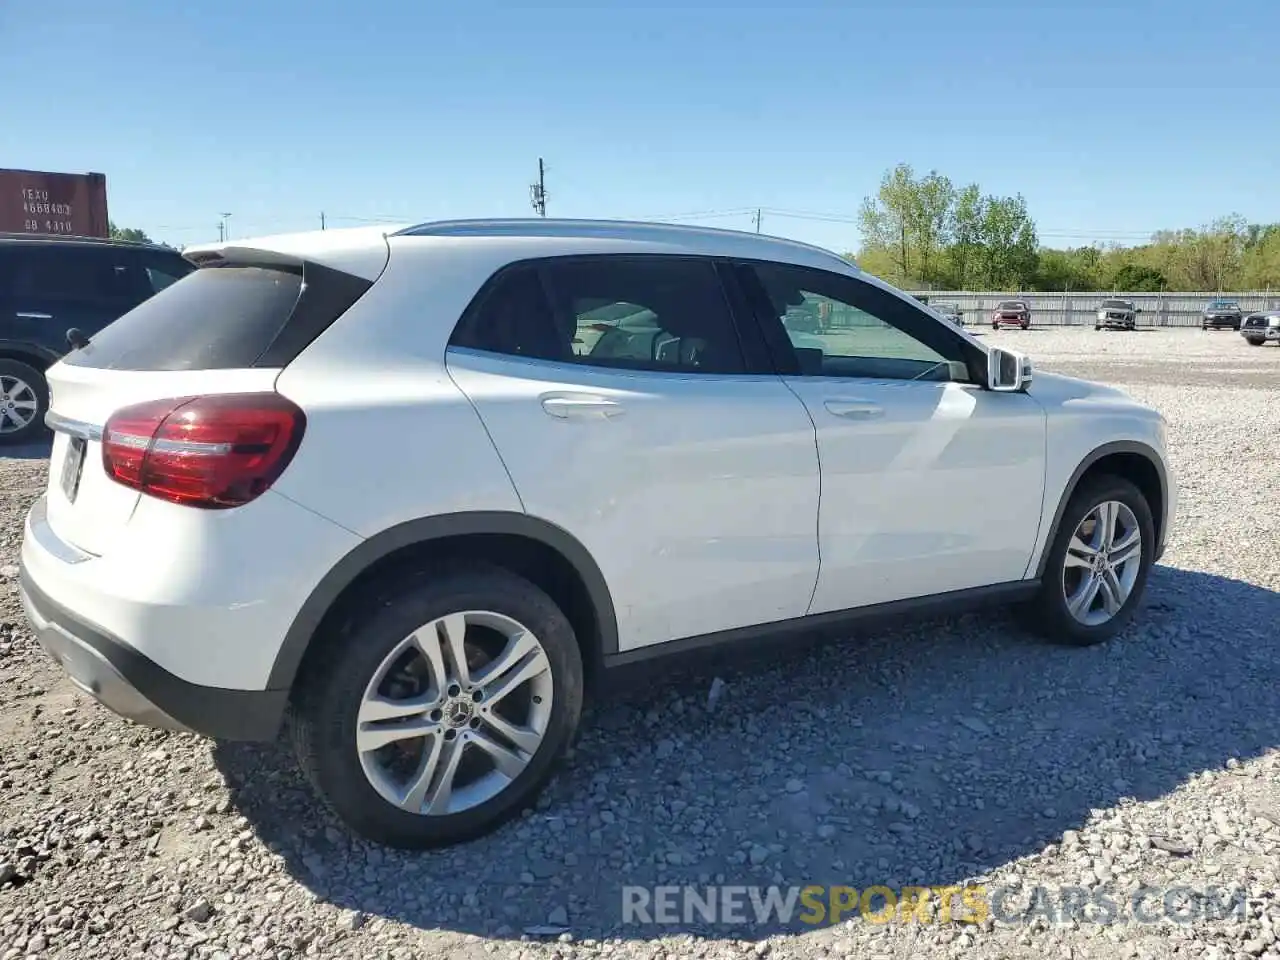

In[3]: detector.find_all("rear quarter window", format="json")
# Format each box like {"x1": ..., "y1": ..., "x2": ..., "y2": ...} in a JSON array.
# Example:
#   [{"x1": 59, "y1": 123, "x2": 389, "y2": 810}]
[{"x1": 60, "y1": 259, "x2": 370, "y2": 371}]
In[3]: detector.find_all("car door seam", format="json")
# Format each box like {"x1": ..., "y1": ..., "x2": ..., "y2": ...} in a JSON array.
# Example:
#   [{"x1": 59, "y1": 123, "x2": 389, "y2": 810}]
[
  {"x1": 1019, "y1": 394, "x2": 1052, "y2": 580},
  {"x1": 779, "y1": 376, "x2": 824, "y2": 616},
  {"x1": 442, "y1": 356, "x2": 528, "y2": 513}
]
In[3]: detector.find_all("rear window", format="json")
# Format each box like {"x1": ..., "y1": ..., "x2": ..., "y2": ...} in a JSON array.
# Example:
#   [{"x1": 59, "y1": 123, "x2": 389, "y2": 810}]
[{"x1": 61, "y1": 259, "x2": 370, "y2": 371}]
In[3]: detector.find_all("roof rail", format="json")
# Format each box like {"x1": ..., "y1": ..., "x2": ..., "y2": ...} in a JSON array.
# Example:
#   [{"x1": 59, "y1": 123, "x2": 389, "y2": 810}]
[{"x1": 393, "y1": 217, "x2": 851, "y2": 265}]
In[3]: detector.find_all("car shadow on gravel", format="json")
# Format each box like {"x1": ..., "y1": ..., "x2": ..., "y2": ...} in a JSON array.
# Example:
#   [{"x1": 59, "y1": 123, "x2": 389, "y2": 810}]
[{"x1": 214, "y1": 564, "x2": 1280, "y2": 943}]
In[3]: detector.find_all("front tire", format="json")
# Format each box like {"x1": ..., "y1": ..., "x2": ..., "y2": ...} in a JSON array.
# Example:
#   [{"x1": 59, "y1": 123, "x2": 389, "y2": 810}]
[
  {"x1": 1025, "y1": 475, "x2": 1154, "y2": 647},
  {"x1": 290, "y1": 563, "x2": 584, "y2": 848},
  {"x1": 0, "y1": 359, "x2": 48, "y2": 445},
  {"x1": 1246, "y1": 338, "x2": 1264, "y2": 346}
]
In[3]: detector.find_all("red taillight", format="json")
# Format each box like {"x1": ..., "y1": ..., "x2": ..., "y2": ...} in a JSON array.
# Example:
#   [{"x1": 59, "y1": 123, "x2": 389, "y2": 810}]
[{"x1": 102, "y1": 393, "x2": 306, "y2": 509}]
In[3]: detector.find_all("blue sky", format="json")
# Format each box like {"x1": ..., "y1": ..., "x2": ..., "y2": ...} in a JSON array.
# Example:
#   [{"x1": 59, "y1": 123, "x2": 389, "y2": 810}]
[{"x1": 2, "y1": 0, "x2": 1276, "y2": 252}]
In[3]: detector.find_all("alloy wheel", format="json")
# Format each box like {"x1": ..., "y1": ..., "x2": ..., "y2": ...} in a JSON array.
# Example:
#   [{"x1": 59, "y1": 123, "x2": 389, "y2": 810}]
[
  {"x1": 0, "y1": 375, "x2": 39, "y2": 435},
  {"x1": 355, "y1": 610, "x2": 554, "y2": 816},
  {"x1": 1061, "y1": 500, "x2": 1142, "y2": 627}
]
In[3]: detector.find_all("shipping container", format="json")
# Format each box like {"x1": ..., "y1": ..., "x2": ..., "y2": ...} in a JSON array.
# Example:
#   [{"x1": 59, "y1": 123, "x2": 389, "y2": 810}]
[{"x1": 0, "y1": 168, "x2": 109, "y2": 238}]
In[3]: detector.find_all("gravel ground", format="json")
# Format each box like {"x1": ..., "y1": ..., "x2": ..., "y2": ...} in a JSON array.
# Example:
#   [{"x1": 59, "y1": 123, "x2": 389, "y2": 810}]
[{"x1": 2, "y1": 328, "x2": 1278, "y2": 960}]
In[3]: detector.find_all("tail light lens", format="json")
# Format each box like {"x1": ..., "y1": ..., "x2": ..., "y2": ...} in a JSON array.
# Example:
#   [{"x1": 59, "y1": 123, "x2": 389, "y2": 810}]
[{"x1": 102, "y1": 393, "x2": 306, "y2": 509}]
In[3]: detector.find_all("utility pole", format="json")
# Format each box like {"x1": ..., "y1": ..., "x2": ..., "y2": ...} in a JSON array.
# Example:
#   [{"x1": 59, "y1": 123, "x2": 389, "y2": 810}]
[
  {"x1": 320, "y1": 211, "x2": 326, "y2": 230},
  {"x1": 219, "y1": 212, "x2": 232, "y2": 242},
  {"x1": 753, "y1": 208, "x2": 762, "y2": 233},
  {"x1": 529, "y1": 158, "x2": 547, "y2": 217}
]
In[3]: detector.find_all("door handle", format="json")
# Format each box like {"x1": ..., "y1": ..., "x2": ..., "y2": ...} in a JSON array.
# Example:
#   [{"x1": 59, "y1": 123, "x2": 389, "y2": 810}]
[
  {"x1": 540, "y1": 395, "x2": 625, "y2": 420},
  {"x1": 824, "y1": 398, "x2": 884, "y2": 419},
  {"x1": 15, "y1": 312, "x2": 53, "y2": 320}
]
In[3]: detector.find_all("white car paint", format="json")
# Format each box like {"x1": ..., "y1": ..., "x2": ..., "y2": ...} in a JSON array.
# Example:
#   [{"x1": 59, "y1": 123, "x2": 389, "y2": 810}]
[
  {"x1": 20, "y1": 219, "x2": 1174, "y2": 699},
  {"x1": 785, "y1": 375, "x2": 1048, "y2": 613}
]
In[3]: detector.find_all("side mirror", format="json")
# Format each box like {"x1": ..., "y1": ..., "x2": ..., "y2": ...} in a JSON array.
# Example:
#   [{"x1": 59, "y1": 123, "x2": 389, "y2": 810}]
[{"x1": 987, "y1": 346, "x2": 1032, "y2": 392}]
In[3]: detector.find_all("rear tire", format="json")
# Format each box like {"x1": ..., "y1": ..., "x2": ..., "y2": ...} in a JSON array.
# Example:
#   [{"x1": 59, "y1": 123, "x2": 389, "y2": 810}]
[
  {"x1": 290, "y1": 563, "x2": 585, "y2": 848},
  {"x1": 0, "y1": 359, "x2": 48, "y2": 446},
  {"x1": 1021, "y1": 322, "x2": 1030, "y2": 330},
  {"x1": 1023, "y1": 475, "x2": 1154, "y2": 647}
]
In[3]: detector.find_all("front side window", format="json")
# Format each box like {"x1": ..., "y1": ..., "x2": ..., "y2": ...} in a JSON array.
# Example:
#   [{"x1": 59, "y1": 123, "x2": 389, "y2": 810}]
[
  {"x1": 742, "y1": 261, "x2": 972, "y2": 383},
  {"x1": 452, "y1": 256, "x2": 748, "y2": 375}
]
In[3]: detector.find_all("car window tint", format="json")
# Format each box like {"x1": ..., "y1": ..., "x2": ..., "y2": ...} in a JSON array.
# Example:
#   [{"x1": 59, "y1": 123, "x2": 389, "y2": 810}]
[
  {"x1": 60, "y1": 263, "x2": 306, "y2": 370},
  {"x1": 8, "y1": 246, "x2": 141, "y2": 303},
  {"x1": 453, "y1": 257, "x2": 748, "y2": 375},
  {"x1": 450, "y1": 265, "x2": 565, "y2": 360},
  {"x1": 745, "y1": 261, "x2": 968, "y2": 383},
  {"x1": 141, "y1": 254, "x2": 194, "y2": 294}
]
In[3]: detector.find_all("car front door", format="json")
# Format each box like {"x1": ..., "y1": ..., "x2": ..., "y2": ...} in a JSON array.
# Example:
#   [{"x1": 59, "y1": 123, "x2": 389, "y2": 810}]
[
  {"x1": 446, "y1": 254, "x2": 821, "y2": 653},
  {"x1": 733, "y1": 260, "x2": 1047, "y2": 614}
]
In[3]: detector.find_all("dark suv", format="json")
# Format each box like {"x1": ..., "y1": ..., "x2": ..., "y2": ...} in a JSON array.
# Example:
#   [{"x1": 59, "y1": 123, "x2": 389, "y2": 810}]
[
  {"x1": 1095, "y1": 298, "x2": 1139, "y2": 331},
  {"x1": 0, "y1": 234, "x2": 194, "y2": 443},
  {"x1": 1201, "y1": 299, "x2": 1243, "y2": 331}
]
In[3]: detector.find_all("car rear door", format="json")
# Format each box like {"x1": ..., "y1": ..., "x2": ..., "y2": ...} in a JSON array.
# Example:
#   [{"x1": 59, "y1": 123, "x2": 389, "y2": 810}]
[
  {"x1": 445, "y1": 254, "x2": 821, "y2": 654},
  {"x1": 733, "y1": 260, "x2": 1047, "y2": 613}
]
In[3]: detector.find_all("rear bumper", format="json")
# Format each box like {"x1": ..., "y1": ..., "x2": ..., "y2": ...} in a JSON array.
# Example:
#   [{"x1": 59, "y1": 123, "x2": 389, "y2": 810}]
[{"x1": 19, "y1": 565, "x2": 286, "y2": 740}]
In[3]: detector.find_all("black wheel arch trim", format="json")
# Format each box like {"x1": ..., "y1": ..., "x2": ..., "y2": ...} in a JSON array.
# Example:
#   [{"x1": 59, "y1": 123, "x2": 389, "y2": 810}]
[
  {"x1": 1033, "y1": 439, "x2": 1169, "y2": 579},
  {"x1": 267, "y1": 511, "x2": 620, "y2": 691},
  {"x1": 0, "y1": 341, "x2": 61, "y2": 368}
]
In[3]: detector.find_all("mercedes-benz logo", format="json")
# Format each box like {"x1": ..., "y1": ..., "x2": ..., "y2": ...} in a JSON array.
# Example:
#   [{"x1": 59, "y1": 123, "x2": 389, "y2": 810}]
[{"x1": 443, "y1": 699, "x2": 474, "y2": 728}]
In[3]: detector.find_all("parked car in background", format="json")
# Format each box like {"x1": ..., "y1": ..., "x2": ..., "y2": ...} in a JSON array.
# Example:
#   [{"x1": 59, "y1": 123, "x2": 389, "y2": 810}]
[
  {"x1": 991, "y1": 300, "x2": 1031, "y2": 329},
  {"x1": 932, "y1": 301, "x2": 964, "y2": 327},
  {"x1": 0, "y1": 234, "x2": 194, "y2": 444},
  {"x1": 1201, "y1": 299, "x2": 1243, "y2": 330},
  {"x1": 1241, "y1": 304, "x2": 1280, "y2": 346},
  {"x1": 1095, "y1": 298, "x2": 1139, "y2": 331}
]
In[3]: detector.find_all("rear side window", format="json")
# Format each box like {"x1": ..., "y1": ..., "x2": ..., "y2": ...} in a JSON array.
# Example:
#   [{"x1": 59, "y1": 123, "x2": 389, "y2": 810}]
[
  {"x1": 61, "y1": 259, "x2": 370, "y2": 371},
  {"x1": 451, "y1": 256, "x2": 748, "y2": 375}
]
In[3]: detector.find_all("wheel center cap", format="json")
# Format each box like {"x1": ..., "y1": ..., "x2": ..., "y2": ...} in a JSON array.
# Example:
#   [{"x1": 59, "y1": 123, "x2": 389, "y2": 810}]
[{"x1": 442, "y1": 698, "x2": 474, "y2": 728}]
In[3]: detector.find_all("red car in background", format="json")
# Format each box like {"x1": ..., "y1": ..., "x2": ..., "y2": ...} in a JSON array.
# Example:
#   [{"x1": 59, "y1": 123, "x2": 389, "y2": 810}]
[{"x1": 991, "y1": 299, "x2": 1032, "y2": 329}]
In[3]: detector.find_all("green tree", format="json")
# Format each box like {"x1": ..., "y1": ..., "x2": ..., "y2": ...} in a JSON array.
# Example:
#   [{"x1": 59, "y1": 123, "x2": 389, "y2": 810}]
[
  {"x1": 913, "y1": 171, "x2": 954, "y2": 284},
  {"x1": 858, "y1": 163, "x2": 922, "y2": 282},
  {"x1": 109, "y1": 220, "x2": 153, "y2": 244},
  {"x1": 1110, "y1": 263, "x2": 1167, "y2": 291},
  {"x1": 974, "y1": 194, "x2": 1038, "y2": 288},
  {"x1": 947, "y1": 184, "x2": 983, "y2": 288}
]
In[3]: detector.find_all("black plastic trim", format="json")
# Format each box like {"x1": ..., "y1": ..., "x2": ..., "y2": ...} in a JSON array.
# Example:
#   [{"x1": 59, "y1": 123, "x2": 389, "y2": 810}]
[
  {"x1": 267, "y1": 511, "x2": 621, "y2": 690},
  {"x1": 0, "y1": 340, "x2": 61, "y2": 366},
  {"x1": 18, "y1": 564, "x2": 287, "y2": 741},
  {"x1": 602, "y1": 580, "x2": 1040, "y2": 669},
  {"x1": 254, "y1": 260, "x2": 373, "y2": 367},
  {"x1": 1032, "y1": 439, "x2": 1170, "y2": 579}
]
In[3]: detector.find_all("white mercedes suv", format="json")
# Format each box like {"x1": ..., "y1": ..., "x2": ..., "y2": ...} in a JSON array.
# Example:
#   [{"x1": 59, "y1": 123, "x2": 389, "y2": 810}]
[{"x1": 18, "y1": 219, "x2": 1175, "y2": 848}]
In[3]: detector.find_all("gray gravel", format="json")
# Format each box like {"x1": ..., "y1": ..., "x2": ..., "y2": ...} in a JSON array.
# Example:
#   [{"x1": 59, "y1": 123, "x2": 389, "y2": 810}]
[{"x1": 2, "y1": 327, "x2": 1279, "y2": 960}]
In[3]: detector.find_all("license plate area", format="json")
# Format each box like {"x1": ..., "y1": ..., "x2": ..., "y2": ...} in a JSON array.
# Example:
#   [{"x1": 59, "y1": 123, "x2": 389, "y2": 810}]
[{"x1": 60, "y1": 436, "x2": 86, "y2": 503}]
